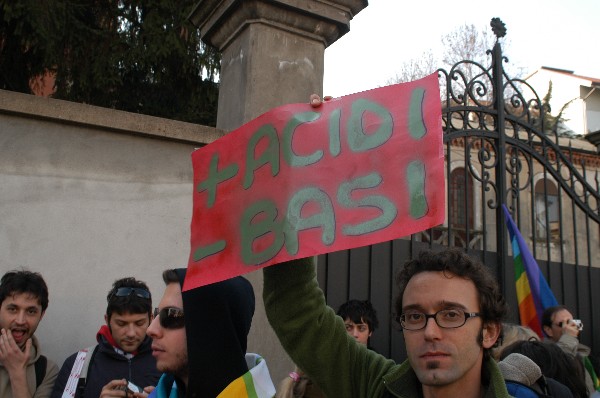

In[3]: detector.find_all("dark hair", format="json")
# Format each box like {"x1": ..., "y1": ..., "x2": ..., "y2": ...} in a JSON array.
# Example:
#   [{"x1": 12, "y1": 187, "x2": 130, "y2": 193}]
[
  {"x1": 395, "y1": 249, "x2": 507, "y2": 354},
  {"x1": 337, "y1": 299, "x2": 379, "y2": 333},
  {"x1": 162, "y1": 269, "x2": 180, "y2": 285},
  {"x1": 500, "y1": 340, "x2": 588, "y2": 398},
  {"x1": 0, "y1": 270, "x2": 49, "y2": 311},
  {"x1": 106, "y1": 277, "x2": 152, "y2": 320},
  {"x1": 541, "y1": 305, "x2": 568, "y2": 335}
]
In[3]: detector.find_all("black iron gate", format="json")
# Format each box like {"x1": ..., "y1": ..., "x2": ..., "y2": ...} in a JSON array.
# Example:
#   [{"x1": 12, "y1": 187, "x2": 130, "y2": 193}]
[{"x1": 317, "y1": 18, "x2": 600, "y2": 362}]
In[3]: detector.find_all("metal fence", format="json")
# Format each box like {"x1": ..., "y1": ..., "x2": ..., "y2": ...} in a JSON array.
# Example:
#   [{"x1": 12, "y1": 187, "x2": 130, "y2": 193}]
[{"x1": 317, "y1": 18, "x2": 600, "y2": 362}]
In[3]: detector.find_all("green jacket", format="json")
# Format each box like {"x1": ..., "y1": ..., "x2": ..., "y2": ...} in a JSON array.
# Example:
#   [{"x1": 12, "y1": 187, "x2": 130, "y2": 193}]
[{"x1": 263, "y1": 258, "x2": 511, "y2": 398}]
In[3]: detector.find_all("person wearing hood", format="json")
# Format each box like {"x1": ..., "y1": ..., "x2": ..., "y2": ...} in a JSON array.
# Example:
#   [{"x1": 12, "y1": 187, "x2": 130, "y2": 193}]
[
  {"x1": 146, "y1": 268, "x2": 275, "y2": 398},
  {"x1": 51, "y1": 277, "x2": 160, "y2": 398}
]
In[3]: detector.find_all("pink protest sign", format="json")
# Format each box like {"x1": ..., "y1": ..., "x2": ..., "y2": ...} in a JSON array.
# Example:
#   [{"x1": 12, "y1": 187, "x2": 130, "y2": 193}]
[{"x1": 185, "y1": 73, "x2": 444, "y2": 290}]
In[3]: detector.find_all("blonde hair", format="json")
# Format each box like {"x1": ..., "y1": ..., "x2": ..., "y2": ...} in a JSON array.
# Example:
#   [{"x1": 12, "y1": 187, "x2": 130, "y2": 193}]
[{"x1": 492, "y1": 322, "x2": 540, "y2": 360}]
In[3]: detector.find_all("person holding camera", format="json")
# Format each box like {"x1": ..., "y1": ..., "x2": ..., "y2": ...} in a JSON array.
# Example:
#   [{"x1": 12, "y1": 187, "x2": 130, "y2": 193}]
[
  {"x1": 51, "y1": 278, "x2": 161, "y2": 398},
  {"x1": 542, "y1": 305, "x2": 600, "y2": 396}
]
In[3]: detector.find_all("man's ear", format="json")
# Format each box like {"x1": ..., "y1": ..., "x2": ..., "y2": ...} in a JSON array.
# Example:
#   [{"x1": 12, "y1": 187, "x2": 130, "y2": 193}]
[
  {"x1": 482, "y1": 322, "x2": 501, "y2": 349},
  {"x1": 104, "y1": 314, "x2": 109, "y2": 325},
  {"x1": 39, "y1": 310, "x2": 45, "y2": 321}
]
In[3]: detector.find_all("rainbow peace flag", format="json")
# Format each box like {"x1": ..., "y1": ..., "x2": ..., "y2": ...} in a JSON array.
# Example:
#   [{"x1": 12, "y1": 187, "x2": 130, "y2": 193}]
[{"x1": 502, "y1": 204, "x2": 558, "y2": 337}]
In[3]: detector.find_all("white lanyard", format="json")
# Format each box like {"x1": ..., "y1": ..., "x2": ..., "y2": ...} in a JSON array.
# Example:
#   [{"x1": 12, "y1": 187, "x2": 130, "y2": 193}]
[{"x1": 61, "y1": 349, "x2": 89, "y2": 398}]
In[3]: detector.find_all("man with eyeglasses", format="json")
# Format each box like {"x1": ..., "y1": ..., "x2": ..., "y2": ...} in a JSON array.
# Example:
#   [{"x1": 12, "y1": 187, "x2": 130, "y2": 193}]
[
  {"x1": 264, "y1": 247, "x2": 511, "y2": 397},
  {"x1": 51, "y1": 278, "x2": 160, "y2": 398},
  {"x1": 146, "y1": 268, "x2": 276, "y2": 398}
]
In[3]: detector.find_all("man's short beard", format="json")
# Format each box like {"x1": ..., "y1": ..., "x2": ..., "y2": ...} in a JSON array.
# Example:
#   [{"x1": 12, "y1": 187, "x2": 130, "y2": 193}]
[
  {"x1": 160, "y1": 352, "x2": 189, "y2": 382},
  {"x1": 173, "y1": 358, "x2": 189, "y2": 381}
]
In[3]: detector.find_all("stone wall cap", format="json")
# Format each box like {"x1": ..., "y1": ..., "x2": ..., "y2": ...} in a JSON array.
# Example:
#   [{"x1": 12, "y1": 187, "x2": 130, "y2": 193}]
[
  {"x1": 189, "y1": 0, "x2": 368, "y2": 50},
  {"x1": 0, "y1": 89, "x2": 225, "y2": 145}
]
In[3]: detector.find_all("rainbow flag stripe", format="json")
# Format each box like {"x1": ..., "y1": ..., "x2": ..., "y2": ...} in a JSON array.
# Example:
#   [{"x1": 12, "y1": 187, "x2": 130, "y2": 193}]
[
  {"x1": 502, "y1": 205, "x2": 558, "y2": 337},
  {"x1": 217, "y1": 354, "x2": 275, "y2": 398}
]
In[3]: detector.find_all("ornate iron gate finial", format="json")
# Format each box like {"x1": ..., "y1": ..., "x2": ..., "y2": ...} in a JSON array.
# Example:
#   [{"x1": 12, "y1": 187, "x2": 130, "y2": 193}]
[{"x1": 490, "y1": 17, "x2": 507, "y2": 39}]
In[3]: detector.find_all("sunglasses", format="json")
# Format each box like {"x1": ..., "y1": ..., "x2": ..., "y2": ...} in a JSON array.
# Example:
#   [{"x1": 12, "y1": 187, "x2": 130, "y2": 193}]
[
  {"x1": 109, "y1": 287, "x2": 151, "y2": 302},
  {"x1": 153, "y1": 307, "x2": 185, "y2": 329}
]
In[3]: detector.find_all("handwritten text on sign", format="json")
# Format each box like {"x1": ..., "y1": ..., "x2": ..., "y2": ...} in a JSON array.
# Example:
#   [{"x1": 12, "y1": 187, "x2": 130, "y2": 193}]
[{"x1": 185, "y1": 74, "x2": 444, "y2": 290}]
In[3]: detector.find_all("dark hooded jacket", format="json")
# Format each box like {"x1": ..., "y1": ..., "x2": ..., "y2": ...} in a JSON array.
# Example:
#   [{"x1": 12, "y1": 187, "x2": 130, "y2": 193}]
[
  {"x1": 50, "y1": 326, "x2": 160, "y2": 398},
  {"x1": 172, "y1": 269, "x2": 256, "y2": 398}
]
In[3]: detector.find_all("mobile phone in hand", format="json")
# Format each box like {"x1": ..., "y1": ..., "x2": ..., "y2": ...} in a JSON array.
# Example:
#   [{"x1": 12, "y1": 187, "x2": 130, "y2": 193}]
[{"x1": 126, "y1": 381, "x2": 142, "y2": 395}]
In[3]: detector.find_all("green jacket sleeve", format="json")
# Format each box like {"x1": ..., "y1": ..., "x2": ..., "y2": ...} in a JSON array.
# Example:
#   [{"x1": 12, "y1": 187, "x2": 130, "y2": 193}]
[{"x1": 263, "y1": 257, "x2": 397, "y2": 398}]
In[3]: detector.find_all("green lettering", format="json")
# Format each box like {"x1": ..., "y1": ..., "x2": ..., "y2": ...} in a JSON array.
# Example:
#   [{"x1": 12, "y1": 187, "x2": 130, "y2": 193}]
[
  {"x1": 240, "y1": 200, "x2": 284, "y2": 265},
  {"x1": 282, "y1": 112, "x2": 322, "y2": 167},
  {"x1": 284, "y1": 187, "x2": 335, "y2": 255},
  {"x1": 338, "y1": 173, "x2": 397, "y2": 235},
  {"x1": 407, "y1": 160, "x2": 428, "y2": 219},
  {"x1": 328, "y1": 108, "x2": 341, "y2": 156},
  {"x1": 192, "y1": 241, "x2": 226, "y2": 262},
  {"x1": 244, "y1": 124, "x2": 280, "y2": 189},
  {"x1": 197, "y1": 153, "x2": 239, "y2": 208},
  {"x1": 348, "y1": 99, "x2": 393, "y2": 152},
  {"x1": 409, "y1": 87, "x2": 427, "y2": 139}
]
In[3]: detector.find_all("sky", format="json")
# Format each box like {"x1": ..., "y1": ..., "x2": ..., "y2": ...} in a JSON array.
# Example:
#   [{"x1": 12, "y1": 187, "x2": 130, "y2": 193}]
[{"x1": 323, "y1": 0, "x2": 600, "y2": 98}]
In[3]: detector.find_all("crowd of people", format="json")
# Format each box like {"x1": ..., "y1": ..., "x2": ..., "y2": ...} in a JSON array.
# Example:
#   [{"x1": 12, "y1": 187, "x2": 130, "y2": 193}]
[
  {"x1": 1, "y1": 96, "x2": 599, "y2": 398},
  {"x1": 2, "y1": 250, "x2": 600, "y2": 398}
]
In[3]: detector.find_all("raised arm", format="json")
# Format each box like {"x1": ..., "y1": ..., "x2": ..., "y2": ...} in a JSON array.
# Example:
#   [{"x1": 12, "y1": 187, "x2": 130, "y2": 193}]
[{"x1": 263, "y1": 258, "x2": 396, "y2": 398}]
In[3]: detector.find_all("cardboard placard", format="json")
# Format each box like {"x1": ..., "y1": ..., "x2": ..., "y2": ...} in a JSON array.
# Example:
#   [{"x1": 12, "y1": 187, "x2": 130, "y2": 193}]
[{"x1": 186, "y1": 74, "x2": 445, "y2": 290}]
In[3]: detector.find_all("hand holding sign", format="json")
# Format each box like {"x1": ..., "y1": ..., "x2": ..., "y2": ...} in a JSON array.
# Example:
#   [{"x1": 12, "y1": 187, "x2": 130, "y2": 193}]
[{"x1": 185, "y1": 74, "x2": 445, "y2": 290}]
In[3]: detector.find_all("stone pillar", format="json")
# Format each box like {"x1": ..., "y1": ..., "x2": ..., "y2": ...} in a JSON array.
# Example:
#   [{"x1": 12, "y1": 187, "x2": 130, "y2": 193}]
[
  {"x1": 190, "y1": 0, "x2": 367, "y2": 131},
  {"x1": 189, "y1": 0, "x2": 367, "y2": 385}
]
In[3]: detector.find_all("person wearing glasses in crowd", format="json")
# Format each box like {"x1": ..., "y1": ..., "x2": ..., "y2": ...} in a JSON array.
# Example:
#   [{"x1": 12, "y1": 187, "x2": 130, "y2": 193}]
[
  {"x1": 146, "y1": 269, "x2": 275, "y2": 398},
  {"x1": 0, "y1": 270, "x2": 59, "y2": 398},
  {"x1": 264, "y1": 246, "x2": 511, "y2": 397},
  {"x1": 51, "y1": 278, "x2": 160, "y2": 398}
]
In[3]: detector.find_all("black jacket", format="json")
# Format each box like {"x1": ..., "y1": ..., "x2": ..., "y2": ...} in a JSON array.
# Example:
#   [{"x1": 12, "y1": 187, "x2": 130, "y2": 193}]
[{"x1": 50, "y1": 329, "x2": 160, "y2": 398}]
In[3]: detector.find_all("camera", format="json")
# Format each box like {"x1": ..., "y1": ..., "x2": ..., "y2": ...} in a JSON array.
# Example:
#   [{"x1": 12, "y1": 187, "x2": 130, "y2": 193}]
[
  {"x1": 558, "y1": 319, "x2": 583, "y2": 331},
  {"x1": 122, "y1": 381, "x2": 142, "y2": 395},
  {"x1": 572, "y1": 319, "x2": 583, "y2": 331}
]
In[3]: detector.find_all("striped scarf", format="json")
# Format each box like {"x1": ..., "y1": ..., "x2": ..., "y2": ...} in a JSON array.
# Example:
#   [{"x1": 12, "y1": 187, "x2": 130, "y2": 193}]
[{"x1": 584, "y1": 356, "x2": 600, "y2": 392}]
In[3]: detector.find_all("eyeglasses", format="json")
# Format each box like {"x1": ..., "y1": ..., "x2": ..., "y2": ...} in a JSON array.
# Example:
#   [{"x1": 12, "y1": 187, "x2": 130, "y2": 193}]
[
  {"x1": 398, "y1": 309, "x2": 480, "y2": 330},
  {"x1": 108, "y1": 287, "x2": 151, "y2": 302},
  {"x1": 153, "y1": 307, "x2": 185, "y2": 329}
]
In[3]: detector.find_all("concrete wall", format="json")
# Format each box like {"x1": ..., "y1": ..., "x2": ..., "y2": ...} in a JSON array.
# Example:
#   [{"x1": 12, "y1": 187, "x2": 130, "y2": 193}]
[
  {"x1": 1, "y1": 0, "x2": 369, "y2": 386},
  {"x1": 0, "y1": 89, "x2": 225, "y2": 368}
]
